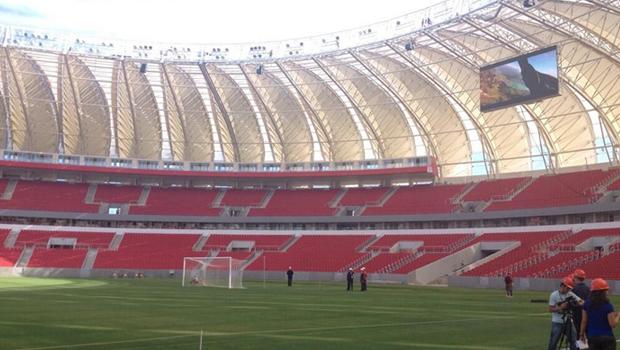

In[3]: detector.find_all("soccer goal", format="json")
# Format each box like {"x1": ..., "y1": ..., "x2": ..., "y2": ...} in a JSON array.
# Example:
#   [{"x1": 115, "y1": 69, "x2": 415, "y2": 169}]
[{"x1": 182, "y1": 257, "x2": 244, "y2": 288}]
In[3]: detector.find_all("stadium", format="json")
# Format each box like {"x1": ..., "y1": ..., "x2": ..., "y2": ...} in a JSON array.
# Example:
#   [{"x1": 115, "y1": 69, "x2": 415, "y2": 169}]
[{"x1": 0, "y1": 0, "x2": 620, "y2": 349}]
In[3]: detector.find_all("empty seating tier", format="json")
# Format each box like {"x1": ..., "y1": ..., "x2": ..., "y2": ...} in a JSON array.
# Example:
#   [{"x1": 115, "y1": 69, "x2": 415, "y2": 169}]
[
  {"x1": 130, "y1": 187, "x2": 221, "y2": 216},
  {"x1": 27, "y1": 248, "x2": 87, "y2": 268},
  {"x1": 245, "y1": 235, "x2": 372, "y2": 272},
  {"x1": 203, "y1": 234, "x2": 292, "y2": 251},
  {"x1": 219, "y1": 189, "x2": 267, "y2": 207},
  {"x1": 363, "y1": 184, "x2": 465, "y2": 215},
  {"x1": 248, "y1": 189, "x2": 339, "y2": 216},
  {"x1": 0, "y1": 181, "x2": 98, "y2": 213},
  {"x1": 462, "y1": 177, "x2": 527, "y2": 202},
  {"x1": 15, "y1": 230, "x2": 114, "y2": 248},
  {"x1": 93, "y1": 233, "x2": 201, "y2": 270},
  {"x1": 486, "y1": 170, "x2": 611, "y2": 212},
  {"x1": 94, "y1": 184, "x2": 142, "y2": 203},
  {"x1": 462, "y1": 231, "x2": 564, "y2": 277},
  {"x1": 338, "y1": 187, "x2": 389, "y2": 206}
]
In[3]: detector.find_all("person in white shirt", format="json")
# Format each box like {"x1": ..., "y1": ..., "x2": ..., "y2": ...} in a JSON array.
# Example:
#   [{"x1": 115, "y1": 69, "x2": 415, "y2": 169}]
[{"x1": 548, "y1": 276, "x2": 584, "y2": 350}]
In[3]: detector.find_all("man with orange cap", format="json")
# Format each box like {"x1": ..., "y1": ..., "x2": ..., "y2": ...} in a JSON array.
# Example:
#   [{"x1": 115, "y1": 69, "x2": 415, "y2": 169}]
[
  {"x1": 548, "y1": 276, "x2": 584, "y2": 350},
  {"x1": 580, "y1": 278, "x2": 620, "y2": 350},
  {"x1": 572, "y1": 269, "x2": 589, "y2": 339},
  {"x1": 360, "y1": 267, "x2": 368, "y2": 292}
]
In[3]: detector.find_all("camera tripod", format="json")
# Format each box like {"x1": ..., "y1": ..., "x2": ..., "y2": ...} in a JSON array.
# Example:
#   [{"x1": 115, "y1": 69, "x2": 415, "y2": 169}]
[{"x1": 556, "y1": 311, "x2": 577, "y2": 350}]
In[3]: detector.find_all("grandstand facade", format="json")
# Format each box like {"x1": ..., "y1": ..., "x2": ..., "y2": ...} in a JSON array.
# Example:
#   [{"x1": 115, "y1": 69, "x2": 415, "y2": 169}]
[{"x1": 1, "y1": 0, "x2": 620, "y2": 292}]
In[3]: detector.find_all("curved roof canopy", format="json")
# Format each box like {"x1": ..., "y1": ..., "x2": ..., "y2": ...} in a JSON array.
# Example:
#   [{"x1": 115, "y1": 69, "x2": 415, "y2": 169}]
[{"x1": 0, "y1": 0, "x2": 618, "y2": 178}]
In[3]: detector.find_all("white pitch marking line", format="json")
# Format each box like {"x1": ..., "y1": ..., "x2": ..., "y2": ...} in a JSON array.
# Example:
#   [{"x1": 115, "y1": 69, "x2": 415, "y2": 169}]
[{"x1": 9, "y1": 314, "x2": 523, "y2": 350}]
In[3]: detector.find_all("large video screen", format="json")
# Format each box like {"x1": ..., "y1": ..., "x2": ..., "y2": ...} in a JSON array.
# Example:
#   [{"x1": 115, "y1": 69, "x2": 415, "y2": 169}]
[{"x1": 480, "y1": 46, "x2": 559, "y2": 112}]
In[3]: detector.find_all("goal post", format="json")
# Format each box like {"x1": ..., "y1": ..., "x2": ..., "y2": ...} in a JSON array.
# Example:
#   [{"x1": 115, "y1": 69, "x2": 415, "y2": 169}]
[{"x1": 182, "y1": 257, "x2": 243, "y2": 288}]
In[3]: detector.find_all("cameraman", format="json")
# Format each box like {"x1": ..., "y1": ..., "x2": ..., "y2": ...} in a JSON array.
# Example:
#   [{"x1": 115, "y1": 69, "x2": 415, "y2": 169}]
[
  {"x1": 580, "y1": 278, "x2": 620, "y2": 350},
  {"x1": 548, "y1": 276, "x2": 584, "y2": 350}
]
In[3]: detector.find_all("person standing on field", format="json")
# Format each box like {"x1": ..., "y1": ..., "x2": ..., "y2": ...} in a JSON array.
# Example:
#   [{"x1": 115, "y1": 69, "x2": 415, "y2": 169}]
[
  {"x1": 580, "y1": 278, "x2": 620, "y2": 350},
  {"x1": 572, "y1": 269, "x2": 589, "y2": 339},
  {"x1": 360, "y1": 267, "x2": 368, "y2": 292},
  {"x1": 504, "y1": 273, "x2": 513, "y2": 297},
  {"x1": 286, "y1": 266, "x2": 294, "y2": 287},
  {"x1": 346, "y1": 268, "x2": 354, "y2": 291}
]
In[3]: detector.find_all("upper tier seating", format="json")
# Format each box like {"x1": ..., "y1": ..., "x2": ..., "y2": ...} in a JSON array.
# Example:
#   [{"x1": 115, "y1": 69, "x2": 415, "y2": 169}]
[
  {"x1": 248, "y1": 189, "x2": 339, "y2": 216},
  {"x1": 462, "y1": 177, "x2": 527, "y2": 202},
  {"x1": 15, "y1": 230, "x2": 114, "y2": 248},
  {"x1": 0, "y1": 167, "x2": 619, "y2": 217},
  {"x1": 245, "y1": 235, "x2": 371, "y2": 272},
  {"x1": 0, "y1": 181, "x2": 98, "y2": 213},
  {"x1": 0, "y1": 179, "x2": 8, "y2": 196},
  {"x1": 219, "y1": 189, "x2": 267, "y2": 207},
  {"x1": 363, "y1": 184, "x2": 465, "y2": 215},
  {"x1": 338, "y1": 187, "x2": 390, "y2": 206},
  {"x1": 129, "y1": 187, "x2": 221, "y2": 216},
  {"x1": 486, "y1": 170, "x2": 611, "y2": 211},
  {"x1": 93, "y1": 233, "x2": 201, "y2": 269},
  {"x1": 606, "y1": 178, "x2": 620, "y2": 191},
  {"x1": 94, "y1": 184, "x2": 142, "y2": 203}
]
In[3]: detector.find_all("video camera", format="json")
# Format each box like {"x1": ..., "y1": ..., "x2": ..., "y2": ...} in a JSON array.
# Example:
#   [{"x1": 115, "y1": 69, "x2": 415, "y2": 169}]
[{"x1": 556, "y1": 296, "x2": 580, "y2": 311}]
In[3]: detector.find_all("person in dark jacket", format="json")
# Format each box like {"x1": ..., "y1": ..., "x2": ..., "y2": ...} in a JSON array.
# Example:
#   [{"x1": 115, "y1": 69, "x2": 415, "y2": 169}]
[
  {"x1": 286, "y1": 266, "x2": 294, "y2": 287},
  {"x1": 580, "y1": 278, "x2": 620, "y2": 350},
  {"x1": 572, "y1": 269, "x2": 590, "y2": 339},
  {"x1": 360, "y1": 267, "x2": 368, "y2": 292},
  {"x1": 504, "y1": 274, "x2": 513, "y2": 297},
  {"x1": 346, "y1": 268, "x2": 354, "y2": 291}
]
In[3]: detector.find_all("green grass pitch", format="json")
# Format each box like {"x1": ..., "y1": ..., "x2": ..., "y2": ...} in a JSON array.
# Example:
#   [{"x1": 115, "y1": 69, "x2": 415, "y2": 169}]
[{"x1": 1, "y1": 277, "x2": 615, "y2": 350}]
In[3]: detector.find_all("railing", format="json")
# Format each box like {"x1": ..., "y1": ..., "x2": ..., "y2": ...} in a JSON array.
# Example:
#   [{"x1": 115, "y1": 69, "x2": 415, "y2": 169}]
[{"x1": 0, "y1": 149, "x2": 432, "y2": 175}]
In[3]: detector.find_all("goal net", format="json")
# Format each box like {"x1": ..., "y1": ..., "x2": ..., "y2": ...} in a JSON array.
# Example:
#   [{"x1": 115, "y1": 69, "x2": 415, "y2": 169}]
[{"x1": 182, "y1": 257, "x2": 243, "y2": 288}]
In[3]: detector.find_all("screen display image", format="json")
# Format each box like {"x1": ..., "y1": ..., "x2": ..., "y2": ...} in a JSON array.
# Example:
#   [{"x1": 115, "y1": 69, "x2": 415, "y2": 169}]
[{"x1": 480, "y1": 46, "x2": 559, "y2": 112}]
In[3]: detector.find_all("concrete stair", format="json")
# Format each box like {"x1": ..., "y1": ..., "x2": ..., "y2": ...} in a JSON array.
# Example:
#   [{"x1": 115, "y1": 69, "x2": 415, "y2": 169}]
[
  {"x1": 82, "y1": 248, "x2": 99, "y2": 270},
  {"x1": 1, "y1": 179, "x2": 18, "y2": 200},
  {"x1": 339, "y1": 251, "x2": 378, "y2": 272},
  {"x1": 239, "y1": 250, "x2": 263, "y2": 270},
  {"x1": 328, "y1": 189, "x2": 348, "y2": 208},
  {"x1": 193, "y1": 234, "x2": 210, "y2": 251},
  {"x1": 84, "y1": 184, "x2": 97, "y2": 204},
  {"x1": 479, "y1": 177, "x2": 537, "y2": 211},
  {"x1": 211, "y1": 189, "x2": 227, "y2": 208},
  {"x1": 108, "y1": 232, "x2": 125, "y2": 250},
  {"x1": 451, "y1": 182, "x2": 478, "y2": 204},
  {"x1": 3, "y1": 228, "x2": 20, "y2": 248},
  {"x1": 280, "y1": 234, "x2": 301, "y2": 252},
  {"x1": 15, "y1": 246, "x2": 34, "y2": 268},
  {"x1": 136, "y1": 187, "x2": 150, "y2": 205}
]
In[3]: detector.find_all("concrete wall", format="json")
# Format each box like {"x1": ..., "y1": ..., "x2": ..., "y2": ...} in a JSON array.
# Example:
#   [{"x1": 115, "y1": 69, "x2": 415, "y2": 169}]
[
  {"x1": 410, "y1": 244, "x2": 483, "y2": 284},
  {"x1": 447, "y1": 276, "x2": 620, "y2": 295}
]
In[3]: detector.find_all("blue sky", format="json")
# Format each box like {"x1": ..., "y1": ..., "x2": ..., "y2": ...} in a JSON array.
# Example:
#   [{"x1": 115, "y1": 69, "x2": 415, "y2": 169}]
[
  {"x1": 527, "y1": 49, "x2": 558, "y2": 78},
  {"x1": 0, "y1": 0, "x2": 444, "y2": 43}
]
